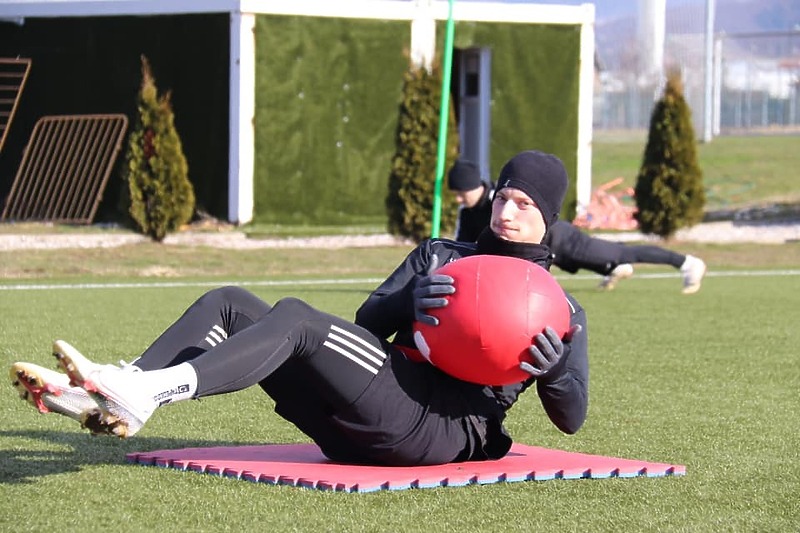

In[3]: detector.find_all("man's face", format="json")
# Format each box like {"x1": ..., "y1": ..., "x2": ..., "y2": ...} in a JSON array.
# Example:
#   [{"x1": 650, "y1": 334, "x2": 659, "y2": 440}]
[
  {"x1": 490, "y1": 187, "x2": 546, "y2": 244},
  {"x1": 453, "y1": 185, "x2": 485, "y2": 208}
]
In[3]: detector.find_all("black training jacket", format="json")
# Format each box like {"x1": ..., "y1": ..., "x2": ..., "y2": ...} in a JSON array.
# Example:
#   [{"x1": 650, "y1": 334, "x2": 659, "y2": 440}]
[
  {"x1": 453, "y1": 181, "x2": 495, "y2": 242},
  {"x1": 544, "y1": 220, "x2": 617, "y2": 274},
  {"x1": 355, "y1": 233, "x2": 589, "y2": 452}
]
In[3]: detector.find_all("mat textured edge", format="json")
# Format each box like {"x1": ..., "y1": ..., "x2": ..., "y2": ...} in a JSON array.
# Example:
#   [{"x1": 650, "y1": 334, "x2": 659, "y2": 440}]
[{"x1": 126, "y1": 442, "x2": 685, "y2": 492}]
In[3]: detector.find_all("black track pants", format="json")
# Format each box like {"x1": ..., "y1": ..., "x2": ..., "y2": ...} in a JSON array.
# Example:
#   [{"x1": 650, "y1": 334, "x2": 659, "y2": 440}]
[
  {"x1": 133, "y1": 286, "x2": 385, "y2": 411},
  {"x1": 618, "y1": 244, "x2": 685, "y2": 269},
  {"x1": 558, "y1": 239, "x2": 685, "y2": 275}
]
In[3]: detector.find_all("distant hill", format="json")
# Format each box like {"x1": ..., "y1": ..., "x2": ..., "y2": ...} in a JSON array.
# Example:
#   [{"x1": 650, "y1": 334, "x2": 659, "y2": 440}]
[{"x1": 503, "y1": 0, "x2": 798, "y2": 32}]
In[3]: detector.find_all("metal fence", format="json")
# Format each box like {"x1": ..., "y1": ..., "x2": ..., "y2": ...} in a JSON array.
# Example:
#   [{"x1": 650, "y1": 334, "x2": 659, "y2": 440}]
[
  {"x1": 1, "y1": 114, "x2": 128, "y2": 224},
  {"x1": 594, "y1": 30, "x2": 800, "y2": 136},
  {"x1": 714, "y1": 31, "x2": 800, "y2": 134},
  {"x1": 0, "y1": 57, "x2": 31, "y2": 154}
]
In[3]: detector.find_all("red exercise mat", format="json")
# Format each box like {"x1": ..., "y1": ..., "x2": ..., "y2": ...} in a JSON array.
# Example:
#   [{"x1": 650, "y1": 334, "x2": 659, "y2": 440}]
[{"x1": 126, "y1": 443, "x2": 685, "y2": 492}]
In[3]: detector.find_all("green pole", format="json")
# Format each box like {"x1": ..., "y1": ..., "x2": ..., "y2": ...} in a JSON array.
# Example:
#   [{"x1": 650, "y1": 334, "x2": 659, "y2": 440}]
[{"x1": 430, "y1": 0, "x2": 456, "y2": 238}]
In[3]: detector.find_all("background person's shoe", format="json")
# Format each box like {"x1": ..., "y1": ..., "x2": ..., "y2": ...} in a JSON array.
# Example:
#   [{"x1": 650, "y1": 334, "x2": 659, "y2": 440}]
[
  {"x1": 53, "y1": 340, "x2": 152, "y2": 438},
  {"x1": 681, "y1": 255, "x2": 707, "y2": 294},
  {"x1": 598, "y1": 263, "x2": 634, "y2": 291},
  {"x1": 10, "y1": 361, "x2": 98, "y2": 422}
]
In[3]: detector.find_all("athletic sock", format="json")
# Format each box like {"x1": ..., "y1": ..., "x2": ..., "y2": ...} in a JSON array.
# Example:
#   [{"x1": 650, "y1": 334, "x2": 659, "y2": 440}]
[{"x1": 141, "y1": 362, "x2": 199, "y2": 407}]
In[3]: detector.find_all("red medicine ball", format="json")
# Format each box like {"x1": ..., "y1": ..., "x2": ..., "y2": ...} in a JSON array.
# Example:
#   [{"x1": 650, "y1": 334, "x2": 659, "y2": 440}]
[{"x1": 413, "y1": 254, "x2": 570, "y2": 386}]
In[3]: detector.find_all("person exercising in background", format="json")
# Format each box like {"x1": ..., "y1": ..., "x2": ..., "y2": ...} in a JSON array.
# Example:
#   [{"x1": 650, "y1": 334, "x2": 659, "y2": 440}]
[
  {"x1": 447, "y1": 161, "x2": 706, "y2": 294},
  {"x1": 545, "y1": 220, "x2": 706, "y2": 294},
  {"x1": 447, "y1": 159, "x2": 495, "y2": 243}
]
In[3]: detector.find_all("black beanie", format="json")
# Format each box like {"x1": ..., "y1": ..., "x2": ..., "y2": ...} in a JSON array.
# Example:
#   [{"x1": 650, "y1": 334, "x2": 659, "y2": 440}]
[
  {"x1": 493, "y1": 150, "x2": 568, "y2": 228},
  {"x1": 447, "y1": 160, "x2": 483, "y2": 191}
]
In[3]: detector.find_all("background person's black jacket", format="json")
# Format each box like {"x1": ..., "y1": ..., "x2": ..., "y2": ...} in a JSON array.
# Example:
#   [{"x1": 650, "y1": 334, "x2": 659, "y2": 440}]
[{"x1": 454, "y1": 182, "x2": 495, "y2": 242}]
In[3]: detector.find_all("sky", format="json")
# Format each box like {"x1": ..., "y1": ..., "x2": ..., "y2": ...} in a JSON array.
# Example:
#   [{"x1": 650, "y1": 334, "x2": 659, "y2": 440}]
[{"x1": 464, "y1": 0, "x2": 706, "y2": 24}]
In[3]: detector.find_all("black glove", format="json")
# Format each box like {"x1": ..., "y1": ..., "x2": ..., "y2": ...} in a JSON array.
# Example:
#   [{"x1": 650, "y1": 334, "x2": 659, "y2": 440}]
[
  {"x1": 520, "y1": 324, "x2": 582, "y2": 378},
  {"x1": 412, "y1": 254, "x2": 455, "y2": 326}
]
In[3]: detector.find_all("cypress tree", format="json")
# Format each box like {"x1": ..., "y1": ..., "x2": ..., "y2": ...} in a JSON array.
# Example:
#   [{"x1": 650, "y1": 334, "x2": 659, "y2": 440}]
[
  {"x1": 634, "y1": 68, "x2": 705, "y2": 238},
  {"x1": 121, "y1": 55, "x2": 195, "y2": 242},
  {"x1": 386, "y1": 63, "x2": 460, "y2": 242}
]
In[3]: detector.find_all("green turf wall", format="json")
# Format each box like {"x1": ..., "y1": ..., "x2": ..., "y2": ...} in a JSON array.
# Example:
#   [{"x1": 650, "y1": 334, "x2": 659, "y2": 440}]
[
  {"x1": 252, "y1": 17, "x2": 581, "y2": 225},
  {"x1": 252, "y1": 16, "x2": 410, "y2": 225},
  {"x1": 451, "y1": 21, "x2": 581, "y2": 216}
]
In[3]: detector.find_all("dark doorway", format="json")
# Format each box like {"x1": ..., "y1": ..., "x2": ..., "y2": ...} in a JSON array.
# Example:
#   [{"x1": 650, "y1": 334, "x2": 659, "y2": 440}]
[{"x1": 452, "y1": 47, "x2": 492, "y2": 180}]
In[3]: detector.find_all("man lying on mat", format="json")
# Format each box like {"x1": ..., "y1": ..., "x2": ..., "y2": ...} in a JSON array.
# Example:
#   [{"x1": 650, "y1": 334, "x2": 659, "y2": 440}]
[{"x1": 11, "y1": 150, "x2": 588, "y2": 467}]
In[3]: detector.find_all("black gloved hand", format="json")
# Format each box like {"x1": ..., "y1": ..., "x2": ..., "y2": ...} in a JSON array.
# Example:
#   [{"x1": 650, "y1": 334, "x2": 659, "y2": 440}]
[
  {"x1": 412, "y1": 254, "x2": 455, "y2": 326},
  {"x1": 520, "y1": 324, "x2": 582, "y2": 378}
]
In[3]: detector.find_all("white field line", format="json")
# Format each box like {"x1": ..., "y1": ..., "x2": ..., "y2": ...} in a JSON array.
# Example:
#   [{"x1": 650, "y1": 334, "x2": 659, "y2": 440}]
[
  {"x1": 1, "y1": 270, "x2": 800, "y2": 291},
  {"x1": 0, "y1": 278, "x2": 385, "y2": 291}
]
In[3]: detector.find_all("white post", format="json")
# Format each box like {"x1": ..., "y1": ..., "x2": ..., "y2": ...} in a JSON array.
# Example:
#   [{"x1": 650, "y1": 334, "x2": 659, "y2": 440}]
[
  {"x1": 575, "y1": 3, "x2": 595, "y2": 216},
  {"x1": 228, "y1": 11, "x2": 256, "y2": 224},
  {"x1": 702, "y1": 0, "x2": 716, "y2": 142},
  {"x1": 410, "y1": 0, "x2": 436, "y2": 71},
  {"x1": 637, "y1": 0, "x2": 665, "y2": 82},
  {"x1": 713, "y1": 36, "x2": 722, "y2": 136}
]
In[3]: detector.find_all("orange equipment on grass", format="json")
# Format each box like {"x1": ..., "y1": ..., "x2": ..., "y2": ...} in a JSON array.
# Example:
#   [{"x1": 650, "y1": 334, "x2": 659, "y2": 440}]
[{"x1": 572, "y1": 178, "x2": 638, "y2": 230}]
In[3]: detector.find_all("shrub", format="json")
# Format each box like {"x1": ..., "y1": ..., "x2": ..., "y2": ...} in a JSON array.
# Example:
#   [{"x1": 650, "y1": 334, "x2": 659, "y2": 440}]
[
  {"x1": 634, "y1": 69, "x2": 705, "y2": 238},
  {"x1": 121, "y1": 55, "x2": 195, "y2": 242},
  {"x1": 386, "y1": 63, "x2": 459, "y2": 242}
]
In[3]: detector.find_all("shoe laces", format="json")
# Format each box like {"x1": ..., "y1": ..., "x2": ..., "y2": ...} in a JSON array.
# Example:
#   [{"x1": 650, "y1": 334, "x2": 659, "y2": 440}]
[{"x1": 118, "y1": 360, "x2": 142, "y2": 373}]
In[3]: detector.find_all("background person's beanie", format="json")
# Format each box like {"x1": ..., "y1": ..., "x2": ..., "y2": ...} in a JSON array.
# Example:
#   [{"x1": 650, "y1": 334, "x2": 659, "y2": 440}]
[
  {"x1": 493, "y1": 150, "x2": 568, "y2": 228},
  {"x1": 447, "y1": 160, "x2": 483, "y2": 191}
]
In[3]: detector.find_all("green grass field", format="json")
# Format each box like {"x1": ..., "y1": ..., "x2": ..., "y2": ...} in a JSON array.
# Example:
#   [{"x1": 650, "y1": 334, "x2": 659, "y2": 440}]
[
  {"x1": 1, "y1": 133, "x2": 799, "y2": 530},
  {"x1": 1, "y1": 255, "x2": 799, "y2": 531},
  {"x1": 591, "y1": 132, "x2": 800, "y2": 212}
]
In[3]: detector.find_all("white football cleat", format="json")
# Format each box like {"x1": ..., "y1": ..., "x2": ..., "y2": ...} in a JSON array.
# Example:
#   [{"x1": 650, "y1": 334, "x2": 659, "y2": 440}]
[
  {"x1": 10, "y1": 361, "x2": 98, "y2": 423},
  {"x1": 52, "y1": 340, "x2": 153, "y2": 438},
  {"x1": 598, "y1": 263, "x2": 634, "y2": 291},
  {"x1": 681, "y1": 255, "x2": 707, "y2": 294}
]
